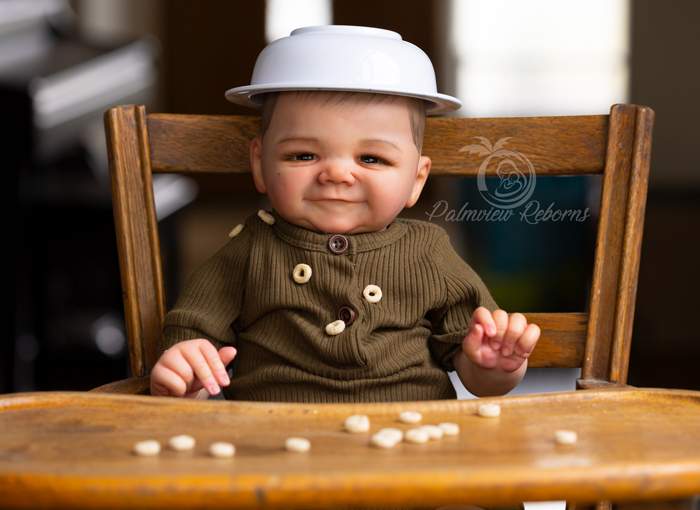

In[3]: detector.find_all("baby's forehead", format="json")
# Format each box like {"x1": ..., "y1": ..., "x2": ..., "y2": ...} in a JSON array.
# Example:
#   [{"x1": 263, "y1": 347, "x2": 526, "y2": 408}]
[
  {"x1": 281, "y1": 92, "x2": 414, "y2": 122},
  {"x1": 263, "y1": 91, "x2": 421, "y2": 149}
]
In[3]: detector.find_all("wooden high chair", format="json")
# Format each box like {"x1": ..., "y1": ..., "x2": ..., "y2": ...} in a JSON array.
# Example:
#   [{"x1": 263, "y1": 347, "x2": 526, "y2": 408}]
[
  {"x1": 95, "y1": 103, "x2": 653, "y2": 395},
  {"x1": 92, "y1": 103, "x2": 661, "y2": 510}
]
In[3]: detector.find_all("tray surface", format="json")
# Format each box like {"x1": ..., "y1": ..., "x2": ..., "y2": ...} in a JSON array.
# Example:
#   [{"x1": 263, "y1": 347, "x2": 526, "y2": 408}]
[{"x1": 1, "y1": 387, "x2": 699, "y2": 508}]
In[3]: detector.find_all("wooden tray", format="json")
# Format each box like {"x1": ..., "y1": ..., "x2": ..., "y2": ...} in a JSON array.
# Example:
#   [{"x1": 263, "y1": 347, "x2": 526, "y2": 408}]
[{"x1": 1, "y1": 387, "x2": 699, "y2": 509}]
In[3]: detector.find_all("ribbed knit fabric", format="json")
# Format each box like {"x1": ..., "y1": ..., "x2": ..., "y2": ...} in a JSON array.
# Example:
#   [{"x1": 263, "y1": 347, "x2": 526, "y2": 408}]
[{"x1": 161, "y1": 208, "x2": 498, "y2": 402}]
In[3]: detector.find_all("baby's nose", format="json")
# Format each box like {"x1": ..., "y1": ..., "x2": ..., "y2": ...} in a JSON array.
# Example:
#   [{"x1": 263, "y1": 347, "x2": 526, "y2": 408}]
[{"x1": 319, "y1": 161, "x2": 355, "y2": 183}]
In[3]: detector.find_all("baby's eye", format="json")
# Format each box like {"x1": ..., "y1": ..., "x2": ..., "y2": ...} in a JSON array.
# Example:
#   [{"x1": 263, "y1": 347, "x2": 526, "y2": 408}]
[
  {"x1": 286, "y1": 153, "x2": 316, "y2": 161},
  {"x1": 360, "y1": 154, "x2": 387, "y2": 165}
]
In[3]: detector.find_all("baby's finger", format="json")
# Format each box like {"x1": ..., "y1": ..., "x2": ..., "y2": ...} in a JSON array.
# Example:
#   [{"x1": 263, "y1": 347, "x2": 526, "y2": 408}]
[
  {"x1": 160, "y1": 349, "x2": 195, "y2": 386},
  {"x1": 151, "y1": 364, "x2": 188, "y2": 397},
  {"x1": 199, "y1": 342, "x2": 231, "y2": 387},
  {"x1": 491, "y1": 309, "x2": 509, "y2": 349},
  {"x1": 471, "y1": 307, "x2": 497, "y2": 337},
  {"x1": 184, "y1": 383, "x2": 207, "y2": 399},
  {"x1": 502, "y1": 312, "x2": 527, "y2": 357},
  {"x1": 218, "y1": 346, "x2": 238, "y2": 369},
  {"x1": 180, "y1": 346, "x2": 221, "y2": 396},
  {"x1": 514, "y1": 323, "x2": 541, "y2": 358}
]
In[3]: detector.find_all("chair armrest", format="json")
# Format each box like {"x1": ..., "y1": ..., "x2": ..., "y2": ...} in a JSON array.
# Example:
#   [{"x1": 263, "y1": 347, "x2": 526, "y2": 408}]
[
  {"x1": 89, "y1": 375, "x2": 151, "y2": 395},
  {"x1": 576, "y1": 378, "x2": 635, "y2": 390}
]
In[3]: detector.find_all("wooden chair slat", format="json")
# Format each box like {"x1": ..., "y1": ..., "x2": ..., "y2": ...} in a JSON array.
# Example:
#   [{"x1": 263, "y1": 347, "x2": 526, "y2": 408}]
[
  {"x1": 581, "y1": 105, "x2": 655, "y2": 385},
  {"x1": 104, "y1": 105, "x2": 166, "y2": 377},
  {"x1": 147, "y1": 113, "x2": 609, "y2": 176},
  {"x1": 523, "y1": 312, "x2": 587, "y2": 367},
  {"x1": 425, "y1": 114, "x2": 608, "y2": 176},
  {"x1": 609, "y1": 106, "x2": 655, "y2": 383}
]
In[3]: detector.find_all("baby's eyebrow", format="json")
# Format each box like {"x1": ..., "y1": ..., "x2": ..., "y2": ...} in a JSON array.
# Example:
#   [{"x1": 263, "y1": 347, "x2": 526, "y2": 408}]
[
  {"x1": 359, "y1": 138, "x2": 401, "y2": 151},
  {"x1": 276, "y1": 136, "x2": 401, "y2": 151},
  {"x1": 277, "y1": 136, "x2": 319, "y2": 145}
]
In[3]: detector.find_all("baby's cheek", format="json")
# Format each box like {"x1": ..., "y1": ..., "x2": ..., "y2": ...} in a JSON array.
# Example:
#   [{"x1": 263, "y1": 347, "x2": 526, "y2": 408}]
[
  {"x1": 368, "y1": 173, "x2": 413, "y2": 208},
  {"x1": 268, "y1": 173, "x2": 305, "y2": 202}
]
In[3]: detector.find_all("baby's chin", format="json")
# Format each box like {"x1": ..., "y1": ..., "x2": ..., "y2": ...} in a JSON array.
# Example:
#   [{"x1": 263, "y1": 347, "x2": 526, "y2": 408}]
[{"x1": 303, "y1": 215, "x2": 389, "y2": 234}]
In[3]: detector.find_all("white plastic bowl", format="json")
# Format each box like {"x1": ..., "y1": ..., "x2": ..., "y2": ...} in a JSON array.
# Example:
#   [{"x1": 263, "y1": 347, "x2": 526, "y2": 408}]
[{"x1": 225, "y1": 25, "x2": 462, "y2": 115}]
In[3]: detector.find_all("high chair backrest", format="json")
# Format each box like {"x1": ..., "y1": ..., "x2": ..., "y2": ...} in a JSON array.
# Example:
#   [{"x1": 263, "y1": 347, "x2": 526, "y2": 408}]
[{"x1": 104, "y1": 104, "x2": 654, "y2": 390}]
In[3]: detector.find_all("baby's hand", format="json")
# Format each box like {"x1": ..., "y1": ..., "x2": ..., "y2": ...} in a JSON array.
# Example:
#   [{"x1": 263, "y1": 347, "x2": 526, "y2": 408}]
[
  {"x1": 461, "y1": 307, "x2": 540, "y2": 373},
  {"x1": 150, "y1": 339, "x2": 237, "y2": 398}
]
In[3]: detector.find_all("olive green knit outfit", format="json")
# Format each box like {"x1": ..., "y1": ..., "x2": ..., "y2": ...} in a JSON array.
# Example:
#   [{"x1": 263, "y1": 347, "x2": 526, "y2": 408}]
[{"x1": 161, "y1": 208, "x2": 498, "y2": 402}]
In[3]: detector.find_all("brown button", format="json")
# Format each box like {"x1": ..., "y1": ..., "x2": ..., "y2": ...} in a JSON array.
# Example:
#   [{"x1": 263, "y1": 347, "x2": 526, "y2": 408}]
[
  {"x1": 328, "y1": 234, "x2": 349, "y2": 254},
  {"x1": 337, "y1": 305, "x2": 357, "y2": 326}
]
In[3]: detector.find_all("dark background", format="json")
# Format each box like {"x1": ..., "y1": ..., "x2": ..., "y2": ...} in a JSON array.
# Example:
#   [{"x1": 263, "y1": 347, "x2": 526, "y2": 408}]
[{"x1": 5, "y1": 0, "x2": 699, "y2": 395}]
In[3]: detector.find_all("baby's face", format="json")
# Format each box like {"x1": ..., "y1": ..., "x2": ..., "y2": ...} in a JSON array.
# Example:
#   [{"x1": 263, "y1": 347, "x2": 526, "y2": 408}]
[{"x1": 249, "y1": 92, "x2": 431, "y2": 234}]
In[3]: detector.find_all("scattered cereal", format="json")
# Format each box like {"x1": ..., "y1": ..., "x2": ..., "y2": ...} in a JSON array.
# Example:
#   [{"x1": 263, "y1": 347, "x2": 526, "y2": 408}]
[
  {"x1": 371, "y1": 431, "x2": 400, "y2": 449},
  {"x1": 420, "y1": 425, "x2": 444, "y2": 440},
  {"x1": 477, "y1": 403, "x2": 501, "y2": 418},
  {"x1": 228, "y1": 224, "x2": 244, "y2": 238},
  {"x1": 286, "y1": 437, "x2": 311, "y2": 452},
  {"x1": 292, "y1": 263, "x2": 312, "y2": 284},
  {"x1": 168, "y1": 434, "x2": 196, "y2": 451},
  {"x1": 363, "y1": 284, "x2": 382, "y2": 303},
  {"x1": 344, "y1": 414, "x2": 370, "y2": 433},
  {"x1": 133, "y1": 439, "x2": 160, "y2": 456},
  {"x1": 404, "y1": 427, "x2": 430, "y2": 444},
  {"x1": 398, "y1": 411, "x2": 422, "y2": 424},
  {"x1": 325, "y1": 319, "x2": 346, "y2": 336},
  {"x1": 257, "y1": 209, "x2": 275, "y2": 225},
  {"x1": 554, "y1": 430, "x2": 577, "y2": 445},
  {"x1": 209, "y1": 441, "x2": 236, "y2": 458},
  {"x1": 438, "y1": 422, "x2": 460, "y2": 436},
  {"x1": 376, "y1": 427, "x2": 403, "y2": 443}
]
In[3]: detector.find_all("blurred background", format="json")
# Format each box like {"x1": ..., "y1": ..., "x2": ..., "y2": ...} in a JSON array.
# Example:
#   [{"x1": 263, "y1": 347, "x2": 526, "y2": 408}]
[{"x1": 4, "y1": 0, "x2": 699, "y2": 397}]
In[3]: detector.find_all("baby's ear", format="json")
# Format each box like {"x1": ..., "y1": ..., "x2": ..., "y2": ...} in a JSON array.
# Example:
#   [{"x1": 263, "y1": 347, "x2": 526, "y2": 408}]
[
  {"x1": 405, "y1": 155, "x2": 431, "y2": 208},
  {"x1": 249, "y1": 136, "x2": 267, "y2": 194}
]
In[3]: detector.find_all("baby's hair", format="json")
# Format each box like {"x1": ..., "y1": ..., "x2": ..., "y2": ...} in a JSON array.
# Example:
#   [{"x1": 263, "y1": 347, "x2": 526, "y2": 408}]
[{"x1": 257, "y1": 90, "x2": 426, "y2": 154}]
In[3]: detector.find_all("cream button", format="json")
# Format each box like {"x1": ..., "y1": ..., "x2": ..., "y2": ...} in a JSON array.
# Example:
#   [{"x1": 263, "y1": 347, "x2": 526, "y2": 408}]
[
  {"x1": 257, "y1": 209, "x2": 275, "y2": 225},
  {"x1": 292, "y1": 263, "x2": 312, "y2": 284},
  {"x1": 363, "y1": 284, "x2": 382, "y2": 303},
  {"x1": 325, "y1": 319, "x2": 345, "y2": 336},
  {"x1": 228, "y1": 223, "x2": 244, "y2": 238}
]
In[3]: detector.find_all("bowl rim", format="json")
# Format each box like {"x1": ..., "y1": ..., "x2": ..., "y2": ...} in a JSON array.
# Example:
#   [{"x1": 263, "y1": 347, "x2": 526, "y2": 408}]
[{"x1": 224, "y1": 83, "x2": 462, "y2": 115}]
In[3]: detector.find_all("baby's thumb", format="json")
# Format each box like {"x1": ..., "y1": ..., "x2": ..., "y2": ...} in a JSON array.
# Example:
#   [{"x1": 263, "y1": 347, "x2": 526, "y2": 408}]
[
  {"x1": 218, "y1": 346, "x2": 237, "y2": 367},
  {"x1": 463, "y1": 323, "x2": 484, "y2": 356}
]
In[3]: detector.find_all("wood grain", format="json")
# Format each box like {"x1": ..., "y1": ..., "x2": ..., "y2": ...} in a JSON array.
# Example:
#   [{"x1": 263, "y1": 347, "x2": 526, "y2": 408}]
[
  {"x1": 105, "y1": 105, "x2": 166, "y2": 376},
  {"x1": 147, "y1": 113, "x2": 608, "y2": 176},
  {"x1": 582, "y1": 105, "x2": 655, "y2": 385},
  {"x1": 1, "y1": 388, "x2": 698, "y2": 509}
]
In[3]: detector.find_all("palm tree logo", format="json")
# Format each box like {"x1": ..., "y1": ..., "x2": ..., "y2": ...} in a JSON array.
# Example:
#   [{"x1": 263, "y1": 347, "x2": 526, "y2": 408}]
[{"x1": 459, "y1": 136, "x2": 536, "y2": 210}]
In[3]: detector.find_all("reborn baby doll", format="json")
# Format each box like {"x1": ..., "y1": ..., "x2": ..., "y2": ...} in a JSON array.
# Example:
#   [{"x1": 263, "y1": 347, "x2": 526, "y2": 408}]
[
  {"x1": 151, "y1": 89, "x2": 541, "y2": 401},
  {"x1": 150, "y1": 27, "x2": 541, "y2": 402}
]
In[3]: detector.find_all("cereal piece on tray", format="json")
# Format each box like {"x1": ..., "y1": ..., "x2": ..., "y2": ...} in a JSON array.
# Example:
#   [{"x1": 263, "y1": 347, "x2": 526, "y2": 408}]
[
  {"x1": 286, "y1": 437, "x2": 311, "y2": 452},
  {"x1": 168, "y1": 434, "x2": 196, "y2": 451},
  {"x1": 209, "y1": 441, "x2": 236, "y2": 458},
  {"x1": 398, "y1": 411, "x2": 422, "y2": 424},
  {"x1": 477, "y1": 403, "x2": 501, "y2": 418},
  {"x1": 344, "y1": 414, "x2": 371, "y2": 433},
  {"x1": 133, "y1": 440, "x2": 161, "y2": 456}
]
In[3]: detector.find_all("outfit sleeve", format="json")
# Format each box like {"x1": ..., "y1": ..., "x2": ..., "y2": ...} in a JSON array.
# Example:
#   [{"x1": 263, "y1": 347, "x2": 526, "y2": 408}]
[
  {"x1": 427, "y1": 231, "x2": 499, "y2": 372},
  {"x1": 160, "y1": 225, "x2": 252, "y2": 354}
]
